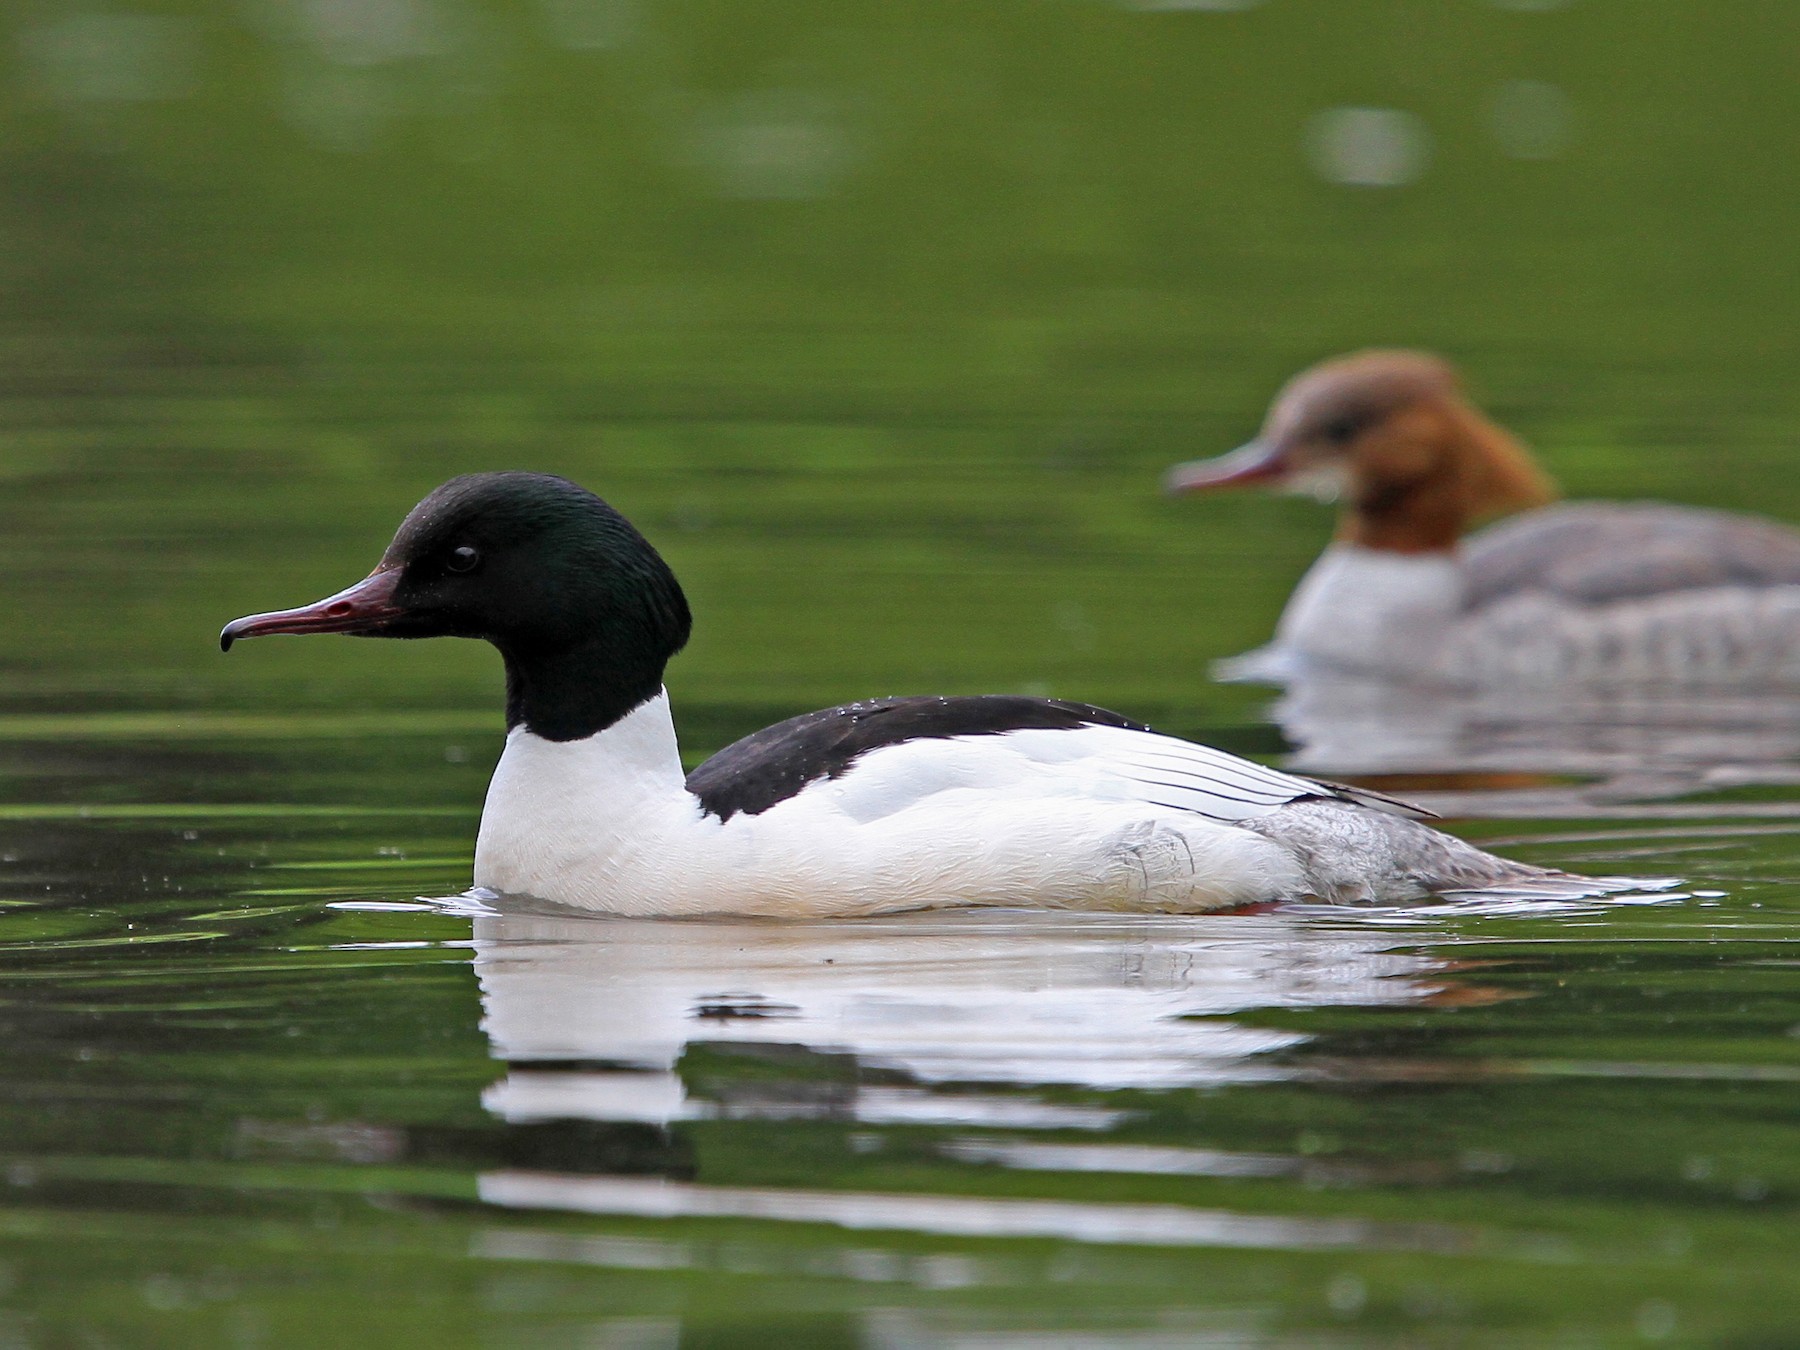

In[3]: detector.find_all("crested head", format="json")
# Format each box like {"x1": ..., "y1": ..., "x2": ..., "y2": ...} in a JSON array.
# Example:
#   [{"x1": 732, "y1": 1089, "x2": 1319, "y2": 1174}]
[
  {"x1": 1167, "y1": 349, "x2": 1559, "y2": 553},
  {"x1": 1262, "y1": 349, "x2": 1462, "y2": 449},
  {"x1": 223, "y1": 472, "x2": 693, "y2": 740}
]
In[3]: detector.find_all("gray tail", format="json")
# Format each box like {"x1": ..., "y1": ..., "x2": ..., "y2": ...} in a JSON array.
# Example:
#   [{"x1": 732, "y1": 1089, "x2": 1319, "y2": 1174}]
[{"x1": 1245, "y1": 799, "x2": 1671, "y2": 905}]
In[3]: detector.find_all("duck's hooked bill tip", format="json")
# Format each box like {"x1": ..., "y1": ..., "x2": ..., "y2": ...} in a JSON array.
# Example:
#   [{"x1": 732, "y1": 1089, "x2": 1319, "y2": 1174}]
[
  {"x1": 219, "y1": 570, "x2": 405, "y2": 652},
  {"x1": 1164, "y1": 440, "x2": 1289, "y2": 495}
]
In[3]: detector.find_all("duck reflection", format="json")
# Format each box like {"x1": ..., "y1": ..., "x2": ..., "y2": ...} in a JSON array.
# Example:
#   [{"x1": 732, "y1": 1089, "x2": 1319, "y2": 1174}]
[
  {"x1": 1265, "y1": 673, "x2": 1800, "y2": 803},
  {"x1": 471, "y1": 907, "x2": 1453, "y2": 1130}
]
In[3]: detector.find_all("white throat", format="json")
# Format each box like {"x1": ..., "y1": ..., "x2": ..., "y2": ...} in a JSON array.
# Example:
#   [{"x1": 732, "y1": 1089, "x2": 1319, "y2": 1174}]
[
  {"x1": 473, "y1": 689, "x2": 700, "y2": 912},
  {"x1": 1273, "y1": 543, "x2": 1464, "y2": 678}
]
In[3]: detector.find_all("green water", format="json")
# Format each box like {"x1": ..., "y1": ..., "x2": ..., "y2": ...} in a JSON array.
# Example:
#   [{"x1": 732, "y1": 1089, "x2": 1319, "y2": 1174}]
[{"x1": 3, "y1": 2, "x2": 1799, "y2": 1346}]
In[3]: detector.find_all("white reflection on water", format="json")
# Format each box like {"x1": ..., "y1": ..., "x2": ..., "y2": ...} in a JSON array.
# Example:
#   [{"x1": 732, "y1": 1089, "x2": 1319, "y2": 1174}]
[
  {"x1": 691, "y1": 89, "x2": 857, "y2": 200},
  {"x1": 471, "y1": 908, "x2": 1452, "y2": 1123},
  {"x1": 477, "y1": 1170, "x2": 1466, "y2": 1253},
  {"x1": 485, "y1": 1072, "x2": 1133, "y2": 1130},
  {"x1": 941, "y1": 1137, "x2": 1297, "y2": 1179},
  {"x1": 1305, "y1": 107, "x2": 1430, "y2": 188},
  {"x1": 1267, "y1": 674, "x2": 1800, "y2": 788},
  {"x1": 462, "y1": 909, "x2": 1525, "y2": 1255}
]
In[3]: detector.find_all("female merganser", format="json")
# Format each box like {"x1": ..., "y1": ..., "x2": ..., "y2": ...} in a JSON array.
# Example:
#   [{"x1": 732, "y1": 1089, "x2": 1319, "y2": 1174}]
[
  {"x1": 221, "y1": 472, "x2": 1589, "y2": 916},
  {"x1": 1166, "y1": 350, "x2": 1800, "y2": 687}
]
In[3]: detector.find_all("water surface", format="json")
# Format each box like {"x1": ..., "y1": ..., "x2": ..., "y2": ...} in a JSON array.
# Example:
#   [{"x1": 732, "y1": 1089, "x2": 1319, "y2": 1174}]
[
  {"x1": 2, "y1": 590, "x2": 1796, "y2": 1347},
  {"x1": 3, "y1": 1, "x2": 1800, "y2": 1345}
]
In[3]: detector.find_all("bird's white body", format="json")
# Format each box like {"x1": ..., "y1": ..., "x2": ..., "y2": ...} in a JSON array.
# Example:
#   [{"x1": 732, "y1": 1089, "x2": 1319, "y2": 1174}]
[
  {"x1": 1241, "y1": 536, "x2": 1800, "y2": 688},
  {"x1": 474, "y1": 692, "x2": 1322, "y2": 917},
  {"x1": 1223, "y1": 544, "x2": 1464, "y2": 683}
]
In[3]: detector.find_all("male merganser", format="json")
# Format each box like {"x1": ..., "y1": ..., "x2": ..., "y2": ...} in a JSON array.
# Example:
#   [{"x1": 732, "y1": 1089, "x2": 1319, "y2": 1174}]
[
  {"x1": 221, "y1": 472, "x2": 1591, "y2": 915},
  {"x1": 1166, "y1": 350, "x2": 1800, "y2": 686}
]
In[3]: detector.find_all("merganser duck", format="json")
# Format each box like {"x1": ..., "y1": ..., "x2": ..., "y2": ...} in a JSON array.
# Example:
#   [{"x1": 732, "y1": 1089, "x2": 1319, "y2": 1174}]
[
  {"x1": 221, "y1": 472, "x2": 1590, "y2": 915},
  {"x1": 1166, "y1": 350, "x2": 1800, "y2": 686}
]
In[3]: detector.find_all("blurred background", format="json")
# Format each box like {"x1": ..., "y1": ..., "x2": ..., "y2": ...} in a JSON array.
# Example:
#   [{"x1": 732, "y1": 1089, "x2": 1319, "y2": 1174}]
[
  {"x1": 5, "y1": 0, "x2": 1800, "y2": 727},
  {"x1": 4, "y1": 5, "x2": 1800, "y2": 1348}
]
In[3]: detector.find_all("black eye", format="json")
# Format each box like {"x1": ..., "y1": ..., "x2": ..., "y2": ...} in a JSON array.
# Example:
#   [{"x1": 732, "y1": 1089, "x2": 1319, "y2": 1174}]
[
  {"x1": 1321, "y1": 417, "x2": 1360, "y2": 444},
  {"x1": 446, "y1": 545, "x2": 481, "y2": 574}
]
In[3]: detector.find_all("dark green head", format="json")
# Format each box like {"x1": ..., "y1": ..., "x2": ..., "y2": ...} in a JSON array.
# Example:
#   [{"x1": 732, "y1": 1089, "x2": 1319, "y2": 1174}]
[{"x1": 222, "y1": 473, "x2": 693, "y2": 739}]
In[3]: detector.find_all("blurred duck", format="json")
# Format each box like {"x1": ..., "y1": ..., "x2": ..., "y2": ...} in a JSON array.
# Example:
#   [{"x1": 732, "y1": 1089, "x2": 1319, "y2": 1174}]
[
  {"x1": 1166, "y1": 350, "x2": 1800, "y2": 686},
  {"x1": 220, "y1": 472, "x2": 1601, "y2": 916}
]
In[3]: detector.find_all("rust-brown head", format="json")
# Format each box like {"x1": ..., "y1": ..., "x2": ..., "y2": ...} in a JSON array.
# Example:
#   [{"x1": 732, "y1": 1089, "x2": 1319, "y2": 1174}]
[{"x1": 1165, "y1": 350, "x2": 1559, "y2": 552}]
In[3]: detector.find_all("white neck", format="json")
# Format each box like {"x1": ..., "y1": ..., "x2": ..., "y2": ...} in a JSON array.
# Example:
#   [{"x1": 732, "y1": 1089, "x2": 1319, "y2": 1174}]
[
  {"x1": 474, "y1": 689, "x2": 703, "y2": 913},
  {"x1": 1273, "y1": 543, "x2": 1464, "y2": 677}
]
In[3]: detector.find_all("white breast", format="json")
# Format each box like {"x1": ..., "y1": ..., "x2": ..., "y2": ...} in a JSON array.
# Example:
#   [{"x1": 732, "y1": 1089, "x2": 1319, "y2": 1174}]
[{"x1": 1269, "y1": 544, "x2": 1465, "y2": 678}]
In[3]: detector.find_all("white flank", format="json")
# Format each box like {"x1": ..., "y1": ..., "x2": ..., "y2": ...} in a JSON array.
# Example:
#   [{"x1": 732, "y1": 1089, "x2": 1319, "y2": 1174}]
[
  {"x1": 472, "y1": 691, "x2": 1314, "y2": 917},
  {"x1": 1249, "y1": 539, "x2": 1800, "y2": 688},
  {"x1": 1443, "y1": 585, "x2": 1800, "y2": 686}
]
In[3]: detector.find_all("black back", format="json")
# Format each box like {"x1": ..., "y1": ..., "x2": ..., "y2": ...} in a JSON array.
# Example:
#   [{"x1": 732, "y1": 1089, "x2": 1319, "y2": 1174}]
[{"x1": 685, "y1": 695, "x2": 1150, "y2": 821}]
